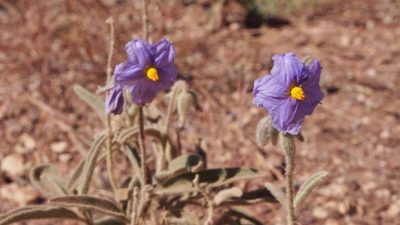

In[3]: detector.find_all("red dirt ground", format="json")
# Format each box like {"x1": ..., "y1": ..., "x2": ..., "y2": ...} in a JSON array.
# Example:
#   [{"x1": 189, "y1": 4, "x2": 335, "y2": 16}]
[{"x1": 0, "y1": 0, "x2": 399, "y2": 224}]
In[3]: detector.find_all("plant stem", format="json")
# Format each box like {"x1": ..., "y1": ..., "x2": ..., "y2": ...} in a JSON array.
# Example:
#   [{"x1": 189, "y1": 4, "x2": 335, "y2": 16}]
[
  {"x1": 105, "y1": 17, "x2": 117, "y2": 193},
  {"x1": 138, "y1": 107, "x2": 149, "y2": 185},
  {"x1": 282, "y1": 135, "x2": 296, "y2": 225}
]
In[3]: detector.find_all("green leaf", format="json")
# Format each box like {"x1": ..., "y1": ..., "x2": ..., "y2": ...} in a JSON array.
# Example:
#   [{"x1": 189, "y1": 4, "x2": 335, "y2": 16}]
[
  {"x1": 219, "y1": 188, "x2": 278, "y2": 206},
  {"x1": 168, "y1": 154, "x2": 203, "y2": 173},
  {"x1": 0, "y1": 206, "x2": 84, "y2": 225},
  {"x1": 73, "y1": 84, "x2": 106, "y2": 120},
  {"x1": 95, "y1": 216, "x2": 126, "y2": 225},
  {"x1": 294, "y1": 171, "x2": 329, "y2": 210},
  {"x1": 116, "y1": 127, "x2": 163, "y2": 144},
  {"x1": 30, "y1": 164, "x2": 68, "y2": 198},
  {"x1": 214, "y1": 187, "x2": 243, "y2": 205},
  {"x1": 50, "y1": 195, "x2": 128, "y2": 221},
  {"x1": 77, "y1": 132, "x2": 107, "y2": 194},
  {"x1": 157, "y1": 167, "x2": 264, "y2": 194},
  {"x1": 122, "y1": 144, "x2": 142, "y2": 177},
  {"x1": 66, "y1": 155, "x2": 86, "y2": 193},
  {"x1": 264, "y1": 183, "x2": 286, "y2": 205}
]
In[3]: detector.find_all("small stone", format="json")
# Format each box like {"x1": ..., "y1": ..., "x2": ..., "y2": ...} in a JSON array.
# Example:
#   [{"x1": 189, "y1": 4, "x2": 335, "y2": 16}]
[
  {"x1": 58, "y1": 153, "x2": 72, "y2": 163},
  {"x1": 1, "y1": 154, "x2": 25, "y2": 177},
  {"x1": 386, "y1": 200, "x2": 400, "y2": 217},
  {"x1": 366, "y1": 68, "x2": 377, "y2": 77},
  {"x1": 313, "y1": 207, "x2": 329, "y2": 219},
  {"x1": 0, "y1": 183, "x2": 39, "y2": 206},
  {"x1": 17, "y1": 134, "x2": 36, "y2": 153},
  {"x1": 50, "y1": 141, "x2": 68, "y2": 153}
]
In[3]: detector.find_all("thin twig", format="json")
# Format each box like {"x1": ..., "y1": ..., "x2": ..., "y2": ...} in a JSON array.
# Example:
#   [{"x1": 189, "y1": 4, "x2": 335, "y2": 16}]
[
  {"x1": 142, "y1": 0, "x2": 150, "y2": 41},
  {"x1": 26, "y1": 96, "x2": 89, "y2": 155},
  {"x1": 105, "y1": 16, "x2": 118, "y2": 193}
]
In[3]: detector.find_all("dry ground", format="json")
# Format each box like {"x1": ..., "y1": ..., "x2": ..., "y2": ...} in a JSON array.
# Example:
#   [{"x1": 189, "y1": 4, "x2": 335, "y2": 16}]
[{"x1": 0, "y1": 0, "x2": 399, "y2": 224}]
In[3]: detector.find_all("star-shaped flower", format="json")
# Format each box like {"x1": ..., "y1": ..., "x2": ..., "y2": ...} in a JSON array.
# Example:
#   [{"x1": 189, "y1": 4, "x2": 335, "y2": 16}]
[
  {"x1": 253, "y1": 53, "x2": 324, "y2": 135},
  {"x1": 106, "y1": 38, "x2": 178, "y2": 114}
]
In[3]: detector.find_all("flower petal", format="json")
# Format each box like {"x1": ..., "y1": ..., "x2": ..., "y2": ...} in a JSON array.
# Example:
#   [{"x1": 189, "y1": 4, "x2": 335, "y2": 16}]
[
  {"x1": 130, "y1": 79, "x2": 159, "y2": 105},
  {"x1": 106, "y1": 87, "x2": 124, "y2": 114},
  {"x1": 156, "y1": 65, "x2": 178, "y2": 90},
  {"x1": 271, "y1": 53, "x2": 305, "y2": 86},
  {"x1": 154, "y1": 38, "x2": 175, "y2": 69},
  {"x1": 270, "y1": 99, "x2": 303, "y2": 135},
  {"x1": 114, "y1": 61, "x2": 143, "y2": 87},
  {"x1": 253, "y1": 74, "x2": 287, "y2": 110},
  {"x1": 300, "y1": 59, "x2": 324, "y2": 115},
  {"x1": 125, "y1": 39, "x2": 154, "y2": 66}
]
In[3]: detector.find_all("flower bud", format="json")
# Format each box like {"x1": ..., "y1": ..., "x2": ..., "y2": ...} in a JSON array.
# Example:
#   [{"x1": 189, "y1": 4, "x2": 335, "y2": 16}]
[
  {"x1": 255, "y1": 115, "x2": 274, "y2": 147},
  {"x1": 177, "y1": 91, "x2": 194, "y2": 128}
]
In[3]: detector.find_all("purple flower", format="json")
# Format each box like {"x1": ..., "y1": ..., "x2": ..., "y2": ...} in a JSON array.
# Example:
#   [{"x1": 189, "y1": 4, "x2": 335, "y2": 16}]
[
  {"x1": 106, "y1": 38, "x2": 178, "y2": 114},
  {"x1": 253, "y1": 53, "x2": 324, "y2": 135}
]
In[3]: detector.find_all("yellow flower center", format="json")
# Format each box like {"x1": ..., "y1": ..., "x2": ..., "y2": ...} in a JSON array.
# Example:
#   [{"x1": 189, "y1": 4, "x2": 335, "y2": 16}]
[
  {"x1": 146, "y1": 67, "x2": 159, "y2": 81},
  {"x1": 290, "y1": 86, "x2": 305, "y2": 101}
]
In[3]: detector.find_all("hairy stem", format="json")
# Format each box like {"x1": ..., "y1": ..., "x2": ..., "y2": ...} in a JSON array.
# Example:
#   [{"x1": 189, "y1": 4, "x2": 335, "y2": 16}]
[
  {"x1": 130, "y1": 187, "x2": 139, "y2": 225},
  {"x1": 282, "y1": 135, "x2": 296, "y2": 225},
  {"x1": 105, "y1": 17, "x2": 117, "y2": 193},
  {"x1": 138, "y1": 107, "x2": 149, "y2": 185}
]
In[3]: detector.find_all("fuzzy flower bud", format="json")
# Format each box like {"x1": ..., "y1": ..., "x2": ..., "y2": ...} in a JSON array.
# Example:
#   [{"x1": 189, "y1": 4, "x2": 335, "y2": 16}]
[
  {"x1": 255, "y1": 115, "x2": 274, "y2": 147},
  {"x1": 177, "y1": 91, "x2": 194, "y2": 128}
]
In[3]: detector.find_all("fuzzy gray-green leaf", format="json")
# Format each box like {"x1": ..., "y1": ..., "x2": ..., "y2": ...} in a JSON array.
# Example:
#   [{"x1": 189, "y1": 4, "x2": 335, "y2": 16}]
[
  {"x1": 219, "y1": 188, "x2": 278, "y2": 206},
  {"x1": 0, "y1": 206, "x2": 84, "y2": 225},
  {"x1": 157, "y1": 167, "x2": 263, "y2": 194},
  {"x1": 50, "y1": 195, "x2": 128, "y2": 221},
  {"x1": 168, "y1": 154, "x2": 203, "y2": 173},
  {"x1": 294, "y1": 171, "x2": 329, "y2": 210},
  {"x1": 122, "y1": 144, "x2": 142, "y2": 177},
  {"x1": 73, "y1": 84, "x2": 105, "y2": 120},
  {"x1": 77, "y1": 132, "x2": 107, "y2": 194},
  {"x1": 214, "y1": 187, "x2": 243, "y2": 205},
  {"x1": 264, "y1": 183, "x2": 285, "y2": 205},
  {"x1": 95, "y1": 216, "x2": 126, "y2": 225},
  {"x1": 30, "y1": 164, "x2": 68, "y2": 198}
]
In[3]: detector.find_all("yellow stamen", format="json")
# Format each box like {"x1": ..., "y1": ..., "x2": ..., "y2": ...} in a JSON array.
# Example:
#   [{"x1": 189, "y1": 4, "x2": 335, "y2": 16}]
[
  {"x1": 290, "y1": 86, "x2": 305, "y2": 101},
  {"x1": 146, "y1": 67, "x2": 159, "y2": 81}
]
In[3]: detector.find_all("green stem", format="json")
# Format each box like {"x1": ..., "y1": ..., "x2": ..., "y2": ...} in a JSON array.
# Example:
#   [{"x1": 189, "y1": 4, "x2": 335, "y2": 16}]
[{"x1": 282, "y1": 135, "x2": 296, "y2": 225}]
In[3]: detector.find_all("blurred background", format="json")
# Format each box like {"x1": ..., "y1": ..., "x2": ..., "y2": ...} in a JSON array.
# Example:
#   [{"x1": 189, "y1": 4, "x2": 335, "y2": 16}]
[{"x1": 0, "y1": 0, "x2": 399, "y2": 224}]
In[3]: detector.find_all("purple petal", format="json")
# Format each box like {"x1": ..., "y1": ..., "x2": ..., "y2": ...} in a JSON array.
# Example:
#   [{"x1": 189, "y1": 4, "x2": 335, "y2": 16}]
[
  {"x1": 154, "y1": 38, "x2": 175, "y2": 69},
  {"x1": 253, "y1": 74, "x2": 287, "y2": 110},
  {"x1": 270, "y1": 99, "x2": 303, "y2": 135},
  {"x1": 156, "y1": 65, "x2": 178, "y2": 89},
  {"x1": 114, "y1": 61, "x2": 144, "y2": 87},
  {"x1": 106, "y1": 87, "x2": 124, "y2": 114},
  {"x1": 125, "y1": 39, "x2": 154, "y2": 66},
  {"x1": 271, "y1": 53, "x2": 305, "y2": 86},
  {"x1": 130, "y1": 79, "x2": 159, "y2": 105},
  {"x1": 300, "y1": 59, "x2": 324, "y2": 115}
]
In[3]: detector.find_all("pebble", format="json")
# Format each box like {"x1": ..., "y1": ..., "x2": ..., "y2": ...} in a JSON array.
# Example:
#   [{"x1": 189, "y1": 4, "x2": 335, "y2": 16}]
[
  {"x1": 58, "y1": 153, "x2": 72, "y2": 163},
  {"x1": 15, "y1": 133, "x2": 36, "y2": 154},
  {"x1": 1, "y1": 154, "x2": 25, "y2": 177},
  {"x1": 386, "y1": 199, "x2": 400, "y2": 217},
  {"x1": 0, "y1": 183, "x2": 39, "y2": 206},
  {"x1": 50, "y1": 141, "x2": 68, "y2": 153},
  {"x1": 313, "y1": 207, "x2": 329, "y2": 219}
]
